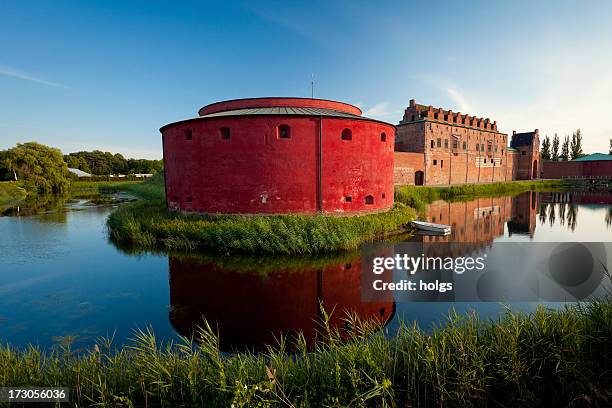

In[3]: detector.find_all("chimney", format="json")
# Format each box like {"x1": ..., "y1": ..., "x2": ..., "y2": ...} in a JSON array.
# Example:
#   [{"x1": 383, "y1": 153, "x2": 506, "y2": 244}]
[
  {"x1": 512, "y1": 130, "x2": 516, "y2": 135},
  {"x1": 534, "y1": 129, "x2": 539, "y2": 136},
  {"x1": 409, "y1": 99, "x2": 416, "y2": 107}
]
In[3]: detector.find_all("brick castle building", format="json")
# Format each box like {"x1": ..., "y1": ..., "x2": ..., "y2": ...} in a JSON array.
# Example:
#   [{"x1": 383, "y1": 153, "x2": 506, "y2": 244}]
[
  {"x1": 394, "y1": 99, "x2": 540, "y2": 185},
  {"x1": 161, "y1": 96, "x2": 541, "y2": 215}
]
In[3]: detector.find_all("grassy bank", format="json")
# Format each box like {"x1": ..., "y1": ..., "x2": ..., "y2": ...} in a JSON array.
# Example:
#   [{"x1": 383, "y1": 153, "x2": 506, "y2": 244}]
[
  {"x1": 0, "y1": 300, "x2": 609, "y2": 407},
  {"x1": 0, "y1": 181, "x2": 27, "y2": 205},
  {"x1": 106, "y1": 177, "x2": 573, "y2": 255},
  {"x1": 106, "y1": 174, "x2": 416, "y2": 255},
  {"x1": 395, "y1": 179, "x2": 571, "y2": 210}
]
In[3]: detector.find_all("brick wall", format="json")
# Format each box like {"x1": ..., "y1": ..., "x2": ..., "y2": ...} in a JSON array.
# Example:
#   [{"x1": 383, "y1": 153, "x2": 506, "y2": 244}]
[{"x1": 394, "y1": 152, "x2": 425, "y2": 185}]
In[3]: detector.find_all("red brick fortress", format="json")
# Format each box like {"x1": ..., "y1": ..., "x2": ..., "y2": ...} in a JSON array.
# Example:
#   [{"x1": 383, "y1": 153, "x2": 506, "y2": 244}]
[
  {"x1": 394, "y1": 99, "x2": 540, "y2": 185},
  {"x1": 161, "y1": 97, "x2": 395, "y2": 215}
]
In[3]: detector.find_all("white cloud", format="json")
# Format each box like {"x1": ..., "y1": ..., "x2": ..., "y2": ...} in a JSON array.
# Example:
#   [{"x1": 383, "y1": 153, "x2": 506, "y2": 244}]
[
  {"x1": 363, "y1": 102, "x2": 402, "y2": 120},
  {"x1": 0, "y1": 64, "x2": 66, "y2": 88},
  {"x1": 443, "y1": 87, "x2": 473, "y2": 114}
]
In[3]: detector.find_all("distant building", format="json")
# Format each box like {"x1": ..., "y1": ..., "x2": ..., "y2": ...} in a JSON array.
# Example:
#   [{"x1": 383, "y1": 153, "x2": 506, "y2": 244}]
[
  {"x1": 67, "y1": 167, "x2": 91, "y2": 177},
  {"x1": 542, "y1": 153, "x2": 612, "y2": 179},
  {"x1": 394, "y1": 99, "x2": 539, "y2": 185}
]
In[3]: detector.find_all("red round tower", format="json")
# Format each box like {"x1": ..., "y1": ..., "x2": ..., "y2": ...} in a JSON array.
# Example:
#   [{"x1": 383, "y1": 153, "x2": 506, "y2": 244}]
[{"x1": 161, "y1": 97, "x2": 395, "y2": 215}]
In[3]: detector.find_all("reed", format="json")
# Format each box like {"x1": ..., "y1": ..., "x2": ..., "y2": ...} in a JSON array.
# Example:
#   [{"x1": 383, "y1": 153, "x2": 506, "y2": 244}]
[{"x1": 0, "y1": 299, "x2": 609, "y2": 407}]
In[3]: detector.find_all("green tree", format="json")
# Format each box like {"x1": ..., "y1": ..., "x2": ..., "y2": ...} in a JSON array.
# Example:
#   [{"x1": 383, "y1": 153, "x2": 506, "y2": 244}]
[
  {"x1": 541, "y1": 135, "x2": 551, "y2": 160},
  {"x1": 570, "y1": 129, "x2": 584, "y2": 160},
  {"x1": 4, "y1": 142, "x2": 70, "y2": 193},
  {"x1": 551, "y1": 133, "x2": 560, "y2": 161},
  {"x1": 561, "y1": 135, "x2": 570, "y2": 161}
]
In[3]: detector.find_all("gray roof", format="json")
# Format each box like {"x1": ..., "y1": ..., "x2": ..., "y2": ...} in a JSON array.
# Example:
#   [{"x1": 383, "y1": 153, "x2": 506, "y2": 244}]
[
  {"x1": 200, "y1": 107, "x2": 363, "y2": 119},
  {"x1": 511, "y1": 132, "x2": 536, "y2": 148},
  {"x1": 68, "y1": 167, "x2": 91, "y2": 177}
]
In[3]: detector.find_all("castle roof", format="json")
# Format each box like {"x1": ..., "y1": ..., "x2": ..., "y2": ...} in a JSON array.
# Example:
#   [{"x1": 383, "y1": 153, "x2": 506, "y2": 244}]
[
  {"x1": 510, "y1": 131, "x2": 537, "y2": 148},
  {"x1": 571, "y1": 153, "x2": 612, "y2": 162}
]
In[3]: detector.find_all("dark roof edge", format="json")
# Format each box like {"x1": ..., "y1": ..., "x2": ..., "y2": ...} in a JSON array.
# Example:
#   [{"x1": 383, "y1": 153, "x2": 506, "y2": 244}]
[
  {"x1": 160, "y1": 113, "x2": 395, "y2": 132},
  {"x1": 198, "y1": 97, "x2": 363, "y2": 116}
]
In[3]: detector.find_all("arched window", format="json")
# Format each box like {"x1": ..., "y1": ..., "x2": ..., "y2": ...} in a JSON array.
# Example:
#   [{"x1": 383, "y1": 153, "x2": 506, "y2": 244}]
[
  {"x1": 365, "y1": 195, "x2": 374, "y2": 205},
  {"x1": 185, "y1": 129, "x2": 192, "y2": 140},
  {"x1": 220, "y1": 127, "x2": 231, "y2": 140},
  {"x1": 380, "y1": 132, "x2": 386, "y2": 142},
  {"x1": 430, "y1": 140, "x2": 434, "y2": 148},
  {"x1": 341, "y1": 128, "x2": 352, "y2": 140},
  {"x1": 278, "y1": 124, "x2": 291, "y2": 139}
]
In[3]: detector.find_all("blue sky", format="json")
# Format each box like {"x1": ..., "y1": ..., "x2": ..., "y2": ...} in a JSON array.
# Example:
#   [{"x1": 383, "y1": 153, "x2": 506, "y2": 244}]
[{"x1": 1, "y1": 0, "x2": 611, "y2": 159}]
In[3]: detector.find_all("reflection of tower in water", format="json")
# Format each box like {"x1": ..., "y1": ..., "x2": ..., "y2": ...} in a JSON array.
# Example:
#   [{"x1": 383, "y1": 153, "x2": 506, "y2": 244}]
[
  {"x1": 508, "y1": 191, "x2": 538, "y2": 237},
  {"x1": 168, "y1": 254, "x2": 394, "y2": 352}
]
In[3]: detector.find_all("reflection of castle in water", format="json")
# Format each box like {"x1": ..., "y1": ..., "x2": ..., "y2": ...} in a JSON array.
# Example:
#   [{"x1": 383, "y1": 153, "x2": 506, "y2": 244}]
[
  {"x1": 417, "y1": 192, "x2": 540, "y2": 245},
  {"x1": 168, "y1": 255, "x2": 394, "y2": 351},
  {"x1": 413, "y1": 191, "x2": 612, "y2": 247}
]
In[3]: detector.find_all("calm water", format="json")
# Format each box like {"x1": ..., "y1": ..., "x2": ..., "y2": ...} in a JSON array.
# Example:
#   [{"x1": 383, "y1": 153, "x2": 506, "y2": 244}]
[{"x1": 0, "y1": 191, "x2": 611, "y2": 351}]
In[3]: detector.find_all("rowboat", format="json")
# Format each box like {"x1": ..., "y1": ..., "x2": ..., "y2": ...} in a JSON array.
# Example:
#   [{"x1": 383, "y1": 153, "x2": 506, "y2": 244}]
[{"x1": 411, "y1": 221, "x2": 451, "y2": 235}]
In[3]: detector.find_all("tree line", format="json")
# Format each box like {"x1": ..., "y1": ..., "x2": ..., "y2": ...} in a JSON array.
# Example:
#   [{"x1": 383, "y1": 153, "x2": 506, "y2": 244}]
[
  {"x1": 540, "y1": 129, "x2": 586, "y2": 161},
  {"x1": 64, "y1": 151, "x2": 163, "y2": 176},
  {"x1": 1, "y1": 142, "x2": 163, "y2": 194}
]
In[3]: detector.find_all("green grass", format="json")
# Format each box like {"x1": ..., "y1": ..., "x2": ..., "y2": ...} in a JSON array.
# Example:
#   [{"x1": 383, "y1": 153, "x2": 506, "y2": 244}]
[
  {"x1": 108, "y1": 199, "x2": 415, "y2": 255},
  {"x1": 0, "y1": 181, "x2": 27, "y2": 205},
  {"x1": 0, "y1": 299, "x2": 609, "y2": 407},
  {"x1": 395, "y1": 179, "x2": 571, "y2": 210}
]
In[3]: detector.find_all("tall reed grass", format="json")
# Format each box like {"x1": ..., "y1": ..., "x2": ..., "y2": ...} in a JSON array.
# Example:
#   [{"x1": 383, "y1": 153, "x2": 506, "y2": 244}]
[{"x1": 0, "y1": 300, "x2": 609, "y2": 407}]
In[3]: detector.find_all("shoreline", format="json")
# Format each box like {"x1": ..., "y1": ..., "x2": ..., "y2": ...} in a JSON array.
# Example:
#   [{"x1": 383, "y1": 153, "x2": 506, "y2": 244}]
[{"x1": 104, "y1": 177, "x2": 571, "y2": 255}]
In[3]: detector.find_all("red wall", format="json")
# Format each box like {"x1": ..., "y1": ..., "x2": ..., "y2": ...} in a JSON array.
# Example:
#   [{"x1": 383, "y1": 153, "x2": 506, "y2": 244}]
[
  {"x1": 542, "y1": 160, "x2": 612, "y2": 179},
  {"x1": 162, "y1": 115, "x2": 395, "y2": 214}
]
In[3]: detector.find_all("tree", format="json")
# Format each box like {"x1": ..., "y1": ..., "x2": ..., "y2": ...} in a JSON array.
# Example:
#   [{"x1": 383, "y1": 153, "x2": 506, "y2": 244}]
[
  {"x1": 540, "y1": 135, "x2": 551, "y2": 160},
  {"x1": 561, "y1": 135, "x2": 570, "y2": 161},
  {"x1": 2, "y1": 142, "x2": 70, "y2": 193},
  {"x1": 570, "y1": 129, "x2": 584, "y2": 160},
  {"x1": 551, "y1": 134, "x2": 560, "y2": 161}
]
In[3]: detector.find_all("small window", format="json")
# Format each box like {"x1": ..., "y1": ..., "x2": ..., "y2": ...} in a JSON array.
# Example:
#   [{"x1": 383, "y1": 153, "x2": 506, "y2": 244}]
[
  {"x1": 441, "y1": 159, "x2": 444, "y2": 168},
  {"x1": 278, "y1": 124, "x2": 291, "y2": 139},
  {"x1": 463, "y1": 141, "x2": 467, "y2": 150},
  {"x1": 365, "y1": 195, "x2": 374, "y2": 205},
  {"x1": 382, "y1": 193, "x2": 386, "y2": 199},
  {"x1": 345, "y1": 263, "x2": 352, "y2": 269},
  {"x1": 341, "y1": 128, "x2": 352, "y2": 140},
  {"x1": 345, "y1": 196, "x2": 352, "y2": 202},
  {"x1": 436, "y1": 138, "x2": 441, "y2": 147},
  {"x1": 476, "y1": 144, "x2": 480, "y2": 151},
  {"x1": 452, "y1": 140, "x2": 458, "y2": 149},
  {"x1": 380, "y1": 132, "x2": 386, "y2": 142},
  {"x1": 430, "y1": 140, "x2": 434, "y2": 148},
  {"x1": 484, "y1": 158, "x2": 487, "y2": 163},
  {"x1": 433, "y1": 159, "x2": 437, "y2": 165},
  {"x1": 411, "y1": 115, "x2": 416, "y2": 121},
  {"x1": 220, "y1": 127, "x2": 231, "y2": 140},
  {"x1": 444, "y1": 139, "x2": 449, "y2": 148},
  {"x1": 502, "y1": 149, "x2": 504, "y2": 155},
  {"x1": 522, "y1": 151, "x2": 526, "y2": 156},
  {"x1": 185, "y1": 129, "x2": 192, "y2": 140}
]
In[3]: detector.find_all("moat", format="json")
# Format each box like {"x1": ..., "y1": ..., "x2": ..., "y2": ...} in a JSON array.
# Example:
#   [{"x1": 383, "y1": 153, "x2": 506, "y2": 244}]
[{"x1": 1, "y1": 190, "x2": 611, "y2": 351}]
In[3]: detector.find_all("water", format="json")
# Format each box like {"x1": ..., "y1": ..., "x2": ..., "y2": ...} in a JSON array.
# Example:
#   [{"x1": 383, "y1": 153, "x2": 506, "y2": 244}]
[{"x1": 0, "y1": 191, "x2": 610, "y2": 351}]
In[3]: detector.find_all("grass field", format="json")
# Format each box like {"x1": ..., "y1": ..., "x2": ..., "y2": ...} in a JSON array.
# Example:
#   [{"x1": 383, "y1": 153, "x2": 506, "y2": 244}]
[{"x1": 0, "y1": 299, "x2": 609, "y2": 407}]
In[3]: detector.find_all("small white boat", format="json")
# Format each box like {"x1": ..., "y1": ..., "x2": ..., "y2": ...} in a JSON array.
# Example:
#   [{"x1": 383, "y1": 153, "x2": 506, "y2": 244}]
[{"x1": 411, "y1": 220, "x2": 451, "y2": 235}]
